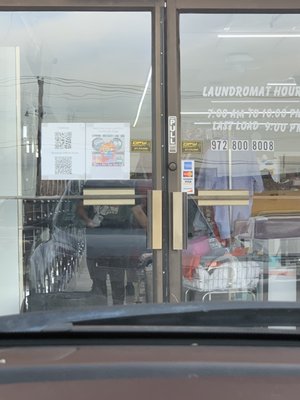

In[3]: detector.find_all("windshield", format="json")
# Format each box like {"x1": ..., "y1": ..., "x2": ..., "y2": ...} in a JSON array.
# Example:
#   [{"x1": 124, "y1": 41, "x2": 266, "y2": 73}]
[{"x1": 1, "y1": 9, "x2": 300, "y2": 331}]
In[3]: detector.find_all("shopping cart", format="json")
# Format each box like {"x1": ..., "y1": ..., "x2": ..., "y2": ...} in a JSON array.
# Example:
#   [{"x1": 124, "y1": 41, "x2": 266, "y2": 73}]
[{"x1": 183, "y1": 255, "x2": 262, "y2": 302}]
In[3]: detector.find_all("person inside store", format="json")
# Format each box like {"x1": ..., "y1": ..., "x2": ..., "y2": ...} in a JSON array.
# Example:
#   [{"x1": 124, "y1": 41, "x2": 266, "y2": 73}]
[
  {"x1": 196, "y1": 148, "x2": 264, "y2": 247},
  {"x1": 76, "y1": 183, "x2": 148, "y2": 305}
]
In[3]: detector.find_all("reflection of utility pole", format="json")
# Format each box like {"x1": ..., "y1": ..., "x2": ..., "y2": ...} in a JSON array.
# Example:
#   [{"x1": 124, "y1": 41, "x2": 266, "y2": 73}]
[{"x1": 36, "y1": 77, "x2": 44, "y2": 196}]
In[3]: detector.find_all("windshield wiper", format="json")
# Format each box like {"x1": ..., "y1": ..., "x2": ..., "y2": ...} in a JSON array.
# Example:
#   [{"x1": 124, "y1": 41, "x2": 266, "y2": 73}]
[
  {"x1": 1, "y1": 302, "x2": 300, "y2": 333},
  {"x1": 73, "y1": 302, "x2": 300, "y2": 329}
]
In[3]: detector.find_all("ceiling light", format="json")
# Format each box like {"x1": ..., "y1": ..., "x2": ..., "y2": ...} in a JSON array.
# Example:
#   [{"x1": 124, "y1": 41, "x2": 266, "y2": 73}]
[
  {"x1": 211, "y1": 100, "x2": 300, "y2": 103},
  {"x1": 267, "y1": 77, "x2": 297, "y2": 86},
  {"x1": 218, "y1": 34, "x2": 300, "y2": 38},
  {"x1": 267, "y1": 83, "x2": 296, "y2": 86}
]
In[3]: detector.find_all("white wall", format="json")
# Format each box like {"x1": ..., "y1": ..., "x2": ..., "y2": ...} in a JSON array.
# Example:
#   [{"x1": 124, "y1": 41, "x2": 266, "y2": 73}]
[{"x1": 0, "y1": 47, "x2": 22, "y2": 315}]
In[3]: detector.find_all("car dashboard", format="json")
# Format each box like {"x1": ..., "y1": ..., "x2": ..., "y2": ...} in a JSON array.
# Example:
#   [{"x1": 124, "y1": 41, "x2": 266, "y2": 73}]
[{"x1": 1, "y1": 334, "x2": 300, "y2": 400}]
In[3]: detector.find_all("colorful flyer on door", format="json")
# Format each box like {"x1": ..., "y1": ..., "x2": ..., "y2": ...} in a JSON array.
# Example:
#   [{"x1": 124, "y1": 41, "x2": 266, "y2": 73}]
[
  {"x1": 41, "y1": 123, "x2": 86, "y2": 180},
  {"x1": 85, "y1": 123, "x2": 130, "y2": 180},
  {"x1": 181, "y1": 159, "x2": 195, "y2": 194}
]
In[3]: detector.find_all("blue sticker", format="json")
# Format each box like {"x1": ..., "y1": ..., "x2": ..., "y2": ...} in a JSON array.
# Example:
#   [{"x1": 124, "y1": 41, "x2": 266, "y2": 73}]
[{"x1": 183, "y1": 161, "x2": 193, "y2": 170}]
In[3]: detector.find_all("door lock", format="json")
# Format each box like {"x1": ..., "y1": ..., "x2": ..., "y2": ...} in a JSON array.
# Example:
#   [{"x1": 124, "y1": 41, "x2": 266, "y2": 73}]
[{"x1": 168, "y1": 162, "x2": 177, "y2": 171}]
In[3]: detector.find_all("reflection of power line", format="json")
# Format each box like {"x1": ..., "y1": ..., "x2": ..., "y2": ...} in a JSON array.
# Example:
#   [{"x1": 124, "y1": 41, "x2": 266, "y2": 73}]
[
  {"x1": 0, "y1": 75, "x2": 152, "y2": 99},
  {"x1": 43, "y1": 75, "x2": 150, "y2": 95},
  {"x1": 49, "y1": 82, "x2": 143, "y2": 92},
  {"x1": 0, "y1": 77, "x2": 34, "y2": 83},
  {"x1": 0, "y1": 80, "x2": 36, "y2": 87},
  {"x1": 45, "y1": 92, "x2": 141, "y2": 100},
  {"x1": 43, "y1": 81, "x2": 145, "y2": 95},
  {"x1": 44, "y1": 75, "x2": 144, "y2": 91}
]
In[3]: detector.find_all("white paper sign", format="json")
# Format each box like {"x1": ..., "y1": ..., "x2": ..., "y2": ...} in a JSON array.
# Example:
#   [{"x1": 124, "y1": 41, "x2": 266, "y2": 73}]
[
  {"x1": 85, "y1": 123, "x2": 130, "y2": 180},
  {"x1": 41, "y1": 123, "x2": 86, "y2": 180}
]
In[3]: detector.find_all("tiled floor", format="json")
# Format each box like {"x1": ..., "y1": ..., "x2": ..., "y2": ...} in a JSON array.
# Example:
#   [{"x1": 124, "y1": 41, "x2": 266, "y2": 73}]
[
  {"x1": 66, "y1": 254, "x2": 93, "y2": 292},
  {"x1": 65, "y1": 253, "x2": 148, "y2": 306}
]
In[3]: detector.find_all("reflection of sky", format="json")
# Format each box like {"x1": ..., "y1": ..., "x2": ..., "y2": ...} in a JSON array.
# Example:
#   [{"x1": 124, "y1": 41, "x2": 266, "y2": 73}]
[
  {"x1": 0, "y1": 12, "x2": 152, "y2": 134},
  {"x1": 180, "y1": 13, "x2": 300, "y2": 149},
  {"x1": 180, "y1": 13, "x2": 300, "y2": 91}
]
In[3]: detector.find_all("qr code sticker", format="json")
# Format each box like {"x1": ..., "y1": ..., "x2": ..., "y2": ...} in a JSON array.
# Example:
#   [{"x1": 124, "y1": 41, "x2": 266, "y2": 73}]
[
  {"x1": 55, "y1": 156, "x2": 72, "y2": 175},
  {"x1": 55, "y1": 131, "x2": 72, "y2": 150}
]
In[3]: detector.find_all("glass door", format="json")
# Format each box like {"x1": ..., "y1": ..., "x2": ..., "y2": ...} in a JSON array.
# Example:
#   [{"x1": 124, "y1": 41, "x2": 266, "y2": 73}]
[
  {"x1": 5, "y1": 0, "x2": 300, "y2": 314},
  {"x1": 0, "y1": 1, "x2": 167, "y2": 314},
  {"x1": 174, "y1": 1, "x2": 300, "y2": 303}
]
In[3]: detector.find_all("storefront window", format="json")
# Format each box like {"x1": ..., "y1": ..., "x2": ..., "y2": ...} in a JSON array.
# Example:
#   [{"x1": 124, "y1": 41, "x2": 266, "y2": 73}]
[
  {"x1": 181, "y1": 14, "x2": 300, "y2": 302},
  {"x1": 3, "y1": 9, "x2": 300, "y2": 313},
  {"x1": 0, "y1": 11, "x2": 152, "y2": 313}
]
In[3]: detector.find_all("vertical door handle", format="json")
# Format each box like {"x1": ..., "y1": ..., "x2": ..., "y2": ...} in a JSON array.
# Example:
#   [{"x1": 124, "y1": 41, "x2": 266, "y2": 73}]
[
  {"x1": 172, "y1": 192, "x2": 187, "y2": 250},
  {"x1": 147, "y1": 190, "x2": 162, "y2": 250}
]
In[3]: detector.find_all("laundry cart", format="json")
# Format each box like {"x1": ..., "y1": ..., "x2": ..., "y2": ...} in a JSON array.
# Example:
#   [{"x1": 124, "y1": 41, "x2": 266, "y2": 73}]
[
  {"x1": 251, "y1": 213, "x2": 300, "y2": 302},
  {"x1": 183, "y1": 255, "x2": 262, "y2": 302}
]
